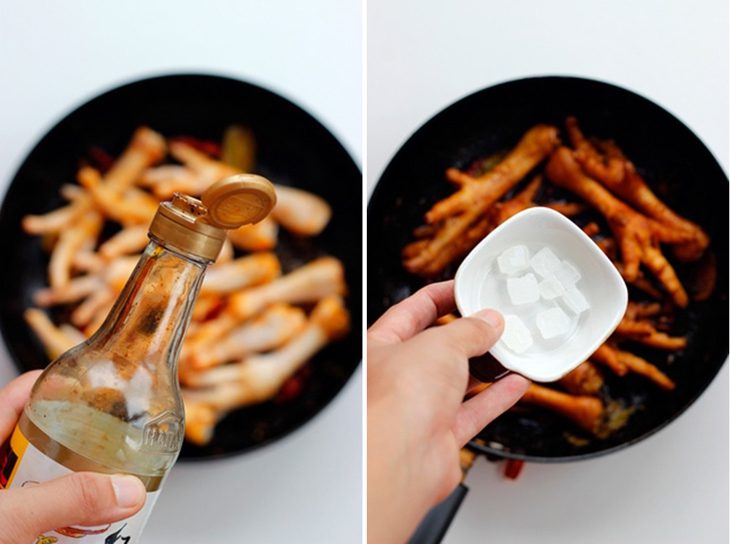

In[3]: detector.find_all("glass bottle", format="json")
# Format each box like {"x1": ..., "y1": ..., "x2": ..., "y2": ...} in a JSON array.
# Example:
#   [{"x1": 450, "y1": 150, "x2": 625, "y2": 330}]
[{"x1": 0, "y1": 175, "x2": 276, "y2": 542}]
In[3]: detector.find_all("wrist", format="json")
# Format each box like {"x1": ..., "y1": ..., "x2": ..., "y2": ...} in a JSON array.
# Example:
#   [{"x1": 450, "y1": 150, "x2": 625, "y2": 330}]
[{"x1": 367, "y1": 400, "x2": 434, "y2": 543}]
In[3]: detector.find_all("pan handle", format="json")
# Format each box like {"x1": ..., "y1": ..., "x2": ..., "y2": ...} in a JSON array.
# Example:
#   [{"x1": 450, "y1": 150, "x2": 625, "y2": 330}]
[{"x1": 407, "y1": 483, "x2": 469, "y2": 544}]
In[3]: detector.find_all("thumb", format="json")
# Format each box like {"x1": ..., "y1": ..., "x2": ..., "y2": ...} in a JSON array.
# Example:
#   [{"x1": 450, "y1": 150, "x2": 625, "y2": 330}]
[
  {"x1": 0, "y1": 472, "x2": 146, "y2": 542},
  {"x1": 412, "y1": 308, "x2": 505, "y2": 361}
]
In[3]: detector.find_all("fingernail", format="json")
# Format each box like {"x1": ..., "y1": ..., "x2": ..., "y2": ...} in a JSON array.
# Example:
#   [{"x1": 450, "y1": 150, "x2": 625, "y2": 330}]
[
  {"x1": 112, "y1": 475, "x2": 145, "y2": 508},
  {"x1": 473, "y1": 309, "x2": 503, "y2": 329}
]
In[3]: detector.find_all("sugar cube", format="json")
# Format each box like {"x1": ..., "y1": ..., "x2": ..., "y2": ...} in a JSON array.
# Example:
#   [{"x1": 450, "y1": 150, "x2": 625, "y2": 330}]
[
  {"x1": 530, "y1": 247, "x2": 561, "y2": 278},
  {"x1": 536, "y1": 307, "x2": 572, "y2": 339},
  {"x1": 507, "y1": 273, "x2": 539, "y2": 305},
  {"x1": 554, "y1": 260, "x2": 581, "y2": 287},
  {"x1": 497, "y1": 245, "x2": 530, "y2": 275},
  {"x1": 538, "y1": 276, "x2": 566, "y2": 300},
  {"x1": 502, "y1": 315, "x2": 533, "y2": 353},
  {"x1": 562, "y1": 286, "x2": 590, "y2": 314}
]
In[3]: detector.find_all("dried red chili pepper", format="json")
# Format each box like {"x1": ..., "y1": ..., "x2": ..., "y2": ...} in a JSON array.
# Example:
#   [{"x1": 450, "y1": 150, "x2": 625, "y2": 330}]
[
  {"x1": 504, "y1": 459, "x2": 525, "y2": 480},
  {"x1": 171, "y1": 136, "x2": 222, "y2": 158},
  {"x1": 87, "y1": 146, "x2": 115, "y2": 174}
]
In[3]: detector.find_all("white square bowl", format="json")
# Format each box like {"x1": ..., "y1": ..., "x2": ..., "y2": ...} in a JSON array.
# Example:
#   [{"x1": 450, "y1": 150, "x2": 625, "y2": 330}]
[{"x1": 454, "y1": 207, "x2": 628, "y2": 382}]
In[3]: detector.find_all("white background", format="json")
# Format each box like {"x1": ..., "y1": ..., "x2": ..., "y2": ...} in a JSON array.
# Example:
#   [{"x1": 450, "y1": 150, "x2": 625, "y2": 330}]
[
  {"x1": 0, "y1": 2, "x2": 362, "y2": 543},
  {"x1": 368, "y1": 1, "x2": 728, "y2": 543}
]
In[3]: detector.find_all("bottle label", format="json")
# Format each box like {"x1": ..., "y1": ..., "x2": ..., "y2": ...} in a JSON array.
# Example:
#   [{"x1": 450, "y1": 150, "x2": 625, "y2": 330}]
[{"x1": 0, "y1": 425, "x2": 160, "y2": 543}]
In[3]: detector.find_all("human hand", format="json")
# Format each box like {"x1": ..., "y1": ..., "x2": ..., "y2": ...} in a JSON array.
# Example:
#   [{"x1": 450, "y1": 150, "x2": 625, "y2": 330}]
[
  {"x1": 0, "y1": 371, "x2": 147, "y2": 543},
  {"x1": 367, "y1": 281, "x2": 529, "y2": 544}
]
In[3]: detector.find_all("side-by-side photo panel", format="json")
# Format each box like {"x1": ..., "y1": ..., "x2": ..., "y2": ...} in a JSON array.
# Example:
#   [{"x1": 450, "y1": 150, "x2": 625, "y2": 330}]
[
  {"x1": 367, "y1": 1, "x2": 728, "y2": 543},
  {"x1": 0, "y1": 2, "x2": 362, "y2": 543}
]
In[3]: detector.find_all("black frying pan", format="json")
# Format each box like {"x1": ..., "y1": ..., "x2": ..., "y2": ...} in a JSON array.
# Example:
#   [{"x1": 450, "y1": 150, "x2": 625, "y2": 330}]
[
  {"x1": 0, "y1": 73, "x2": 362, "y2": 460},
  {"x1": 368, "y1": 76, "x2": 727, "y2": 543}
]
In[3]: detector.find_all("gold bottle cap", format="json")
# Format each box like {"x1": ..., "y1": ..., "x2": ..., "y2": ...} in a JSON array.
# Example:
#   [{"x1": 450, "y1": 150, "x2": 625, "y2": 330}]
[
  {"x1": 148, "y1": 174, "x2": 276, "y2": 261},
  {"x1": 201, "y1": 174, "x2": 277, "y2": 229}
]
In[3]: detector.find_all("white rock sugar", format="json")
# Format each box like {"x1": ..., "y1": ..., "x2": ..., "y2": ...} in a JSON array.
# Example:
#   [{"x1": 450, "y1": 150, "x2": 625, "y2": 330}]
[
  {"x1": 538, "y1": 276, "x2": 565, "y2": 300},
  {"x1": 502, "y1": 315, "x2": 533, "y2": 353},
  {"x1": 536, "y1": 307, "x2": 572, "y2": 339},
  {"x1": 497, "y1": 245, "x2": 531, "y2": 275},
  {"x1": 554, "y1": 260, "x2": 581, "y2": 287},
  {"x1": 562, "y1": 286, "x2": 590, "y2": 314},
  {"x1": 494, "y1": 244, "x2": 589, "y2": 354},
  {"x1": 507, "y1": 273, "x2": 539, "y2": 305},
  {"x1": 530, "y1": 247, "x2": 561, "y2": 278}
]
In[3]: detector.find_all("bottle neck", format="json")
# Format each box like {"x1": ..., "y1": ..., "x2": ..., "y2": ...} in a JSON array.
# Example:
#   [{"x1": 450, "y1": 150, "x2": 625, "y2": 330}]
[{"x1": 91, "y1": 239, "x2": 208, "y2": 373}]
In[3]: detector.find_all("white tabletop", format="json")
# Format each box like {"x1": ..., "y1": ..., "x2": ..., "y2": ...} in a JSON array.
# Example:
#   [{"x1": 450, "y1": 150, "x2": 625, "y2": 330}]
[
  {"x1": 0, "y1": 2, "x2": 362, "y2": 543},
  {"x1": 367, "y1": 1, "x2": 728, "y2": 543}
]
